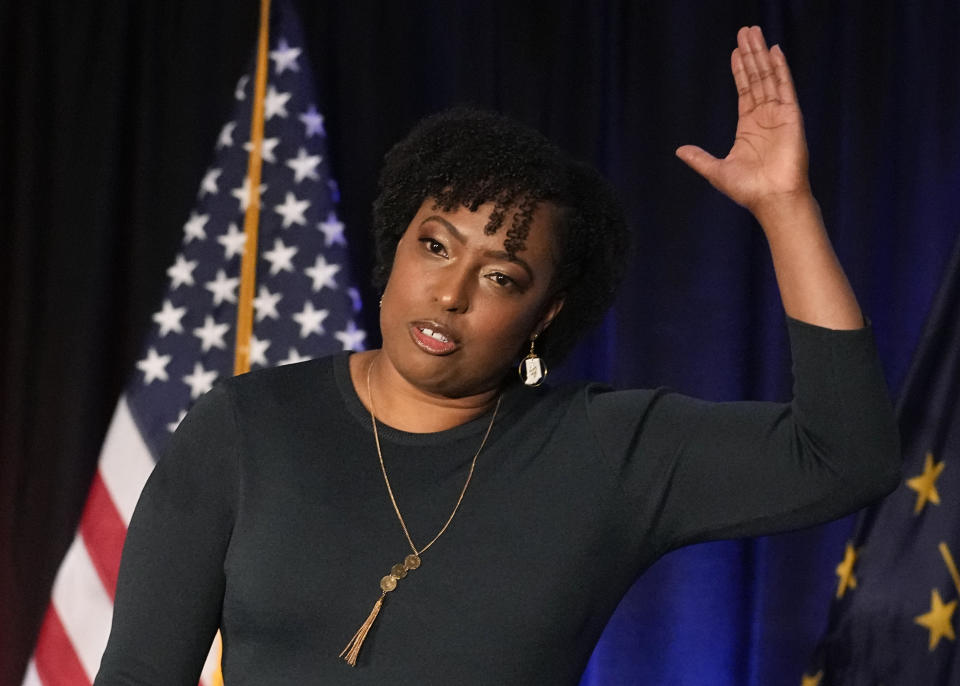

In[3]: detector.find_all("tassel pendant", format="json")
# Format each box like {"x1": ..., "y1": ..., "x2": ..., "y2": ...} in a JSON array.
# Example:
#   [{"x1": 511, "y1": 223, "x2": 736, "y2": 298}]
[
  {"x1": 339, "y1": 594, "x2": 384, "y2": 666},
  {"x1": 340, "y1": 554, "x2": 421, "y2": 666}
]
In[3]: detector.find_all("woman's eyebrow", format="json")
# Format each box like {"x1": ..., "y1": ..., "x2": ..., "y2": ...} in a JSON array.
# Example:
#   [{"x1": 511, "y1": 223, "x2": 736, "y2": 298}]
[
  {"x1": 482, "y1": 249, "x2": 533, "y2": 280},
  {"x1": 421, "y1": 215, "x2": 465, "y2": 244},
  {"x1": 421, "y1": 215, "x2": 535, "y2": 281}
]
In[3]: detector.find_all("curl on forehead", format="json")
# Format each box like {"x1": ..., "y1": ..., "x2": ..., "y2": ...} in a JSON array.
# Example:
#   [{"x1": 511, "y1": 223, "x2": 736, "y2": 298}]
[
  {"x1": 372, "y1": 107, "x2": 630, "y2": 363},
  {"x1": 430, "y1": 192, "x2": 544, "y2": 261},
  {"x1": 374, "y1": 108, "x2": 568, "y2": 263}
]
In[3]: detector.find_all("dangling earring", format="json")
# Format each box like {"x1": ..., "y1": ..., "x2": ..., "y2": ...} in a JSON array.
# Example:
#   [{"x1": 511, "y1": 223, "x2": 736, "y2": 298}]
[{"x1": 518, "y1": 335, "x2": 547, "y2": 387}]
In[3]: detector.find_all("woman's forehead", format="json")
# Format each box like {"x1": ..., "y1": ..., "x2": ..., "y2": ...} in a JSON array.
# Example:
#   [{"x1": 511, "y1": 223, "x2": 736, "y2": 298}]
[{"x1": 414, "y1": 197, "x2": 560, "y2": 261}]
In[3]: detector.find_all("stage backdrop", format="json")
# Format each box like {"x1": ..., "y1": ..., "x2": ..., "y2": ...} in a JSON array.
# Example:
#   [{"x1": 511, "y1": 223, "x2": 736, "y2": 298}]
[{"x1": 2, "y1": 1, "x2": 958, "y2": 685}]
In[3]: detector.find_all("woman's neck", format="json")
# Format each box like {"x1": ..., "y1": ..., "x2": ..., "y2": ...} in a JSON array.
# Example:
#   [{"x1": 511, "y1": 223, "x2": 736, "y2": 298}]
[{"x1": 348, "y1": 350, "x2": 500, "y2": 433}]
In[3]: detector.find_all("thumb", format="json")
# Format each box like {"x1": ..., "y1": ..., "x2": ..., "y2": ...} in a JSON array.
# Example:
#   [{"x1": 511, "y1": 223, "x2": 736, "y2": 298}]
[{"x1": 675, "y1": 145, "x2": 721, "y2": 183}]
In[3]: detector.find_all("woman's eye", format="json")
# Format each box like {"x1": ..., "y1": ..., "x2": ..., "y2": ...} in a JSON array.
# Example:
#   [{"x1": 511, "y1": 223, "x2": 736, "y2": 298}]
[
  {"x1": 420, "y1": 238, "x2": 446, "y2": 256},
  {"x1": 488, "y1": 272, "x2": 516, "y2": 288}
]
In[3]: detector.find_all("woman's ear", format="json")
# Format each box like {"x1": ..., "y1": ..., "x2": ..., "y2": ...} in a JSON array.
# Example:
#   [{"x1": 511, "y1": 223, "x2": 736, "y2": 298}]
[{"x1": 534, "y1": 296, "x2": 565, "y2": 337}]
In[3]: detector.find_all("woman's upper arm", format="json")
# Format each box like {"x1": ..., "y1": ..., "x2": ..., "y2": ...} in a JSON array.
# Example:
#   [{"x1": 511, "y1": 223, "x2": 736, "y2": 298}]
[
  {"x1": 588, "y1": 318, "x2": 901, "y2": 550},
  {"x1": 95, "y1": 382, "x2": 239, "y2": 685}
]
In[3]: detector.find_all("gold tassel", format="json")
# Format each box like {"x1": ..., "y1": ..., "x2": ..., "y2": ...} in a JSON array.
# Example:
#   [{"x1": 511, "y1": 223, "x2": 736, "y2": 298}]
[{"x1": 339, "y1": 594, "x2": 385, "y2": 666}]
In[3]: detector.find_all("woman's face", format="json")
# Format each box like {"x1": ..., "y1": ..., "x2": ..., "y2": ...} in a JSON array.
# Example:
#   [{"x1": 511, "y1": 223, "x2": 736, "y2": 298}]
[{"x1": 379, "y1": 198, "x2": 564, "y2": 399}]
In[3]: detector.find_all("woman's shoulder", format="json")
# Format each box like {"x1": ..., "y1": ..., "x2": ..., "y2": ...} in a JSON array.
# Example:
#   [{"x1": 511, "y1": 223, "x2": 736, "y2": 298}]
[
  {"x1": 220, "y1": 350, "x2": 344, "y2": 389},
  {"x1": 211, "y1": 351, "x2": 350, "y2": 416},
  {"x1": 506, "y1": 376, "x2": 665, "y2": 429}
]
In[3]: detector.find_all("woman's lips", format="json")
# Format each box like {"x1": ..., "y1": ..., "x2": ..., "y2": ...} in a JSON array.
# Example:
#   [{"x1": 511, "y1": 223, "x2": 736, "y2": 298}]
[{"x1": 409, "y1": 322, "x2": 459, "y2": 355}]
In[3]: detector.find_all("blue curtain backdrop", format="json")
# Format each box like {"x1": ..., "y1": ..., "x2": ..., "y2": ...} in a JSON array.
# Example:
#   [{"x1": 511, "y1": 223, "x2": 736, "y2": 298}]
[{"x1": 2, "y1": 1, "x2": 958, "y2": 684}]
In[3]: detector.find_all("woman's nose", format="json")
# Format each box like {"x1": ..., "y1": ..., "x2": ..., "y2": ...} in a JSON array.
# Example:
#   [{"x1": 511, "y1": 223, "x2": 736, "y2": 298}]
[{"x1": 433, "y1": 270, "x2": 471, "y2": 313}]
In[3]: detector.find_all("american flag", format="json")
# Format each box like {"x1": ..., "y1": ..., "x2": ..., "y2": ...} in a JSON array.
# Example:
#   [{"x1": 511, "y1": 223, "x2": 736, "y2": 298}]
[{"x1": 23, "y1": 3, "x2": 365, "y2": 683}]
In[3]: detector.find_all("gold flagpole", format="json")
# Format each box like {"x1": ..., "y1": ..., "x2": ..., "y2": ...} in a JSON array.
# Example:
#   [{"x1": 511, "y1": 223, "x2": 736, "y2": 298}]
[
  {"x1": 212, "y1": 4, "x2": 272, "y2": 684},
  {"x1": 233, "y1": 0, "x2": 272, "y2": 376}
]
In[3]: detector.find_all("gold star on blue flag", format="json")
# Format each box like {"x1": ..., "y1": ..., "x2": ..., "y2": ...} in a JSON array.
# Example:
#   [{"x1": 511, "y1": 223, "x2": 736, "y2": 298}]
[{"x1": 806, "y1": 236, "x2": 960, "y2": 683}]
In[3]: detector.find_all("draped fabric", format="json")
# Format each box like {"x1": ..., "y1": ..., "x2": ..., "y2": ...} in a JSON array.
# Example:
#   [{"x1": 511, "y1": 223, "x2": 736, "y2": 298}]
[
  {"x1": 2, "y1": 2, "x2": 957, "y2": 684},
  {"x1": 808, "y1": 235, "x2": 960, "y2": 684}
]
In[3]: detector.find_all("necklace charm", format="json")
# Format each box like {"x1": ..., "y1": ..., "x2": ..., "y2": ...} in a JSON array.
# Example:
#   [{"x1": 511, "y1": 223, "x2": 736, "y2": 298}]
[
  {"x1": 379, "y1": 553, "x2": 420, "y2": 593},
  {"x1": 380, "y1": 555, "x2": 420, "y2": 593},
  {"x1": 340, "y1": 357, "x2": 498, "y2": 667},
  {"x1": 342, "y1": 554, "x2": 423, "y2": 665}
]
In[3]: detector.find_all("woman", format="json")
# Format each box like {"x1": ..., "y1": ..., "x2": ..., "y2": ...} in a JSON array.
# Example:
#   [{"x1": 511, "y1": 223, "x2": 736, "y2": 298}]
[{"x1": 96, "y1": 26, "x2": 900, "y2": 684}]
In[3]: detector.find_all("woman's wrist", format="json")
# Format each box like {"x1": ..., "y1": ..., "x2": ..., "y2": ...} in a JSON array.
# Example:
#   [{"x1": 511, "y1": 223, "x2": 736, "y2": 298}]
[{"x1": 751, "y1": 187, "x2": 820, "y2": 241}]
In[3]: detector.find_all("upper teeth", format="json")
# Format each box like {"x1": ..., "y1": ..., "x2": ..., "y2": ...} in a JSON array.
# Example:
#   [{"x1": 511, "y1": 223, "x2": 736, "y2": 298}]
[{"x1": 421, "y1": 327, "x2": 449, "y2": 343}]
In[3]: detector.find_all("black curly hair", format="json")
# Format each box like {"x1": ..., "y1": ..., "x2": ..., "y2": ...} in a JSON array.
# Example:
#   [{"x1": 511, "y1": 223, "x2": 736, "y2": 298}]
[{"x1": 372, "y1": 107, "x2": 630, "y2": 364}]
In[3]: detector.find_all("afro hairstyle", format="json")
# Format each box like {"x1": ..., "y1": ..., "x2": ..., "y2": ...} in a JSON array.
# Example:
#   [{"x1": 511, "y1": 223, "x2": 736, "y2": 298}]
[{"x1": 371, "y1": 107, "x2": 630, "y2": 364}]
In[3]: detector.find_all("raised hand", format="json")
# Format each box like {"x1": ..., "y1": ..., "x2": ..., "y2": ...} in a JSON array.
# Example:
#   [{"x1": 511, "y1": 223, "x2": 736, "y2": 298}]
[
  {"x1": 676, "y1": 26, "x2": 811, "y2": 220},
  {"x1": 676, "y1": 25, "x2": 864, "y2": 329}
]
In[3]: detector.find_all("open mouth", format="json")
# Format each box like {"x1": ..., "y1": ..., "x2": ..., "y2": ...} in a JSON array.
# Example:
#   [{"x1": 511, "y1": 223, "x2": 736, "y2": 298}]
[
  {"x1": 410, "y1": 322, "x2": 458, "y2": 354},
  {"x1": 419, "y1": 327, "x2": 449, "y2": 343}
]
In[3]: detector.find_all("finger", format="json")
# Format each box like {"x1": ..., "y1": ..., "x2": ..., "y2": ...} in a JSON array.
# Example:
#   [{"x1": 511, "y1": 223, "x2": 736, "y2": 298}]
[
  {"x1": 736, "y1": 25, "x2": 768, "y2": 107},
  {"x1": 748, "y1": 26, "x2": 780, "y2": 103},
  {"x1": 731, "y1": 48, "x2": 754, "y2": 116},
  {"x1": 675, "y1": 145, "x2": 721, "y2": 183},
  {"x1": 770, "y1": 44, "x2": 798, "y2": 105}
]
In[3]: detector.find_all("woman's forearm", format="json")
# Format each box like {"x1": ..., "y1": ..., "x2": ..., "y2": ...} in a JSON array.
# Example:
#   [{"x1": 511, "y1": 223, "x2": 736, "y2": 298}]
[{"x1": 754, "y1": 191, "x2": 864, "y2": 330}]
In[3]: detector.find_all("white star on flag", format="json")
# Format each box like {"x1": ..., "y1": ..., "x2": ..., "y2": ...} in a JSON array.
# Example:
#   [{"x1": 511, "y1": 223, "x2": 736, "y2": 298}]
[
  {"x1": 253, "y1": 285, "x2": 282, "y2": 322},
  {"x1": 335, "y1": 320, "x2": 367, "y2": 351},
  {"x1": 263, "y1": 238, "x2": 298, "y2": 275},
  {"x1": 217, "y1": 223, "x2": 247, "y2": 260},
  {"x1": 231, "y1": 176, "x2": 268, "y2": 212},
  {"x1": 318, "y1": 211, "x2": 346, "y2": 246},
  {"x1": 183, "y1": 362, "x2": 218, "y2": 399},
  {"x1": 193, "y1": 315, "x2": 230, "y2": 352},
  {"x1": 305, "y1": 254, "x2": 340, "y2": 292},
  {"x1": 243, "y1": 137, "x2": 280, "y2": 164},
  {"x1": 292, "y1": 300, "x2": 329, "y2": 338},
  {"x1": 166, "y1": 254, "x2": 198, "y2": 289},
  {"x1": 347, "y1": 287, "x2": 363, "y2": 313},
  {"x1": 234, "y1": 74, "x2": 249, "y2": 101},
  {"x1": 299, "y1": 104, "x2": 325, "y2": 137},
  {"x1": 264, "y1": 85, "x2": 292, "y2": 120},
  {"x1": 136, "y1": 347, "x2": 171, "y2": 384},
  {"x1": 286, "y1": 147, "x2": 322, "y2": 183},
  {"x1": 274, "y1": 191, "x2": 310, "y2": 228},
  {"x1": 29, "y1": 9, "x2": 370, "y2": 686},
  {"x1": 279, "y1": 347, "x2": 312, "y2": 365},
  {"x1": 269, "y1": 37, "x2": 302, "y2": 74},
  {"x1": 205, "y1": 269, "x2": 239, "y2": 306},
  {"x1": 152, "y1": 299, "x2": 187, "y2": 336},
  {"x1": 183, "y1": 211, "x2": 209, "y2": 243},
  {"x1": 217, "y1": 121, "x2": 236, "y2": 149},
  {"x1": 199, "y1": 168, "x2": 222, "y2": 197},
  {"x1": 167, "y1": 409, "x2": 187, "y2": 433},
  {"x1": 249, "y1": 335, "x2": 272, "y2": 367}
]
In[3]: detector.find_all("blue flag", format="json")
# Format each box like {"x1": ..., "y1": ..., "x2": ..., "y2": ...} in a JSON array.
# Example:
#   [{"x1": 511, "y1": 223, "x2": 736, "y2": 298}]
[{"x1": 806, "y1": 235, "x2": 960, "y2": 685}]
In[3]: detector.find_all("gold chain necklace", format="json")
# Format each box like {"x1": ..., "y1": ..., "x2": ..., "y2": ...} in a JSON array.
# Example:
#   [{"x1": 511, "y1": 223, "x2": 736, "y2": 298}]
[{"x1": 339, "y1": 354, "x2": 502, "y2": 666}]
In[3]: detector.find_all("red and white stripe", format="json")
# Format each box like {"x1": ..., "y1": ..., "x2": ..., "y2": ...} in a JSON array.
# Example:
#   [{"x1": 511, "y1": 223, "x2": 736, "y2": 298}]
[{"x1": 25, "y1": 396, "x2": 221, "y2": 685}]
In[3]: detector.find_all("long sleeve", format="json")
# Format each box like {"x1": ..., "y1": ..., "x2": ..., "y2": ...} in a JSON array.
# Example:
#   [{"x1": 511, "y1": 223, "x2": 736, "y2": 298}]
[
  {"x1": 89, "y1": 326, "x2": 901, "y2": 684},
  {"x1": 95, "y1": 383, "x2": 239, "y2": 685},
  {"x1": 588, "y1": 317, "x2": 902, "y2": 551}
]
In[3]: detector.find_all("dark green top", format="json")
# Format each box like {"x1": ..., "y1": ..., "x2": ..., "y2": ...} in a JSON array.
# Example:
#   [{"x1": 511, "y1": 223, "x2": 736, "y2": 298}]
[{"x1": 96, "y1": 318, "x2": 900, "y2": 685}]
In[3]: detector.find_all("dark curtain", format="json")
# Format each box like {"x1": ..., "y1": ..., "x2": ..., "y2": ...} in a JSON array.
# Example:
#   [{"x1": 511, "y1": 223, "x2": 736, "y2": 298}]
[{"x1": 2, "y1": 1, "x2": 957, "y2": 684}]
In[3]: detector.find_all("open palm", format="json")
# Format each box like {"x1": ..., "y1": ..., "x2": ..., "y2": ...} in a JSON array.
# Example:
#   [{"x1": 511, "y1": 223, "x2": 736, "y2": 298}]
[{"x1": 678, "y1": 26, "x2": 810, "y2": 215}]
